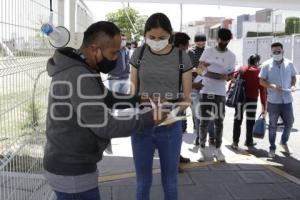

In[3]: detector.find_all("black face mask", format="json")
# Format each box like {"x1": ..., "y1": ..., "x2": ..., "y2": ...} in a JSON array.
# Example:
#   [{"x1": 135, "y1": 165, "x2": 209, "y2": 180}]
[
  {"x1": 218, "y1": 43, "x2": 228, "y2": 51},
  {"x1": 96, "y1": 57, "x2": 117, "y2": 74}
]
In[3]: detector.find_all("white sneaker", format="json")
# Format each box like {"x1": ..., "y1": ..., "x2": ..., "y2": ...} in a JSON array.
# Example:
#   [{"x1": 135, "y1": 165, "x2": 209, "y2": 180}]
[
  {"x1": 268, "y1": 150, "x2": 275, "y2": 158},
  {"x1": 280, "y1": 144, "x2": 291, "y2": 154},
  {"x1": 198, "y1": 147, "x2": 205, "y2": 162},
  {"x1": 214, "y1": 148, "x2": 225, "y2": 162}
]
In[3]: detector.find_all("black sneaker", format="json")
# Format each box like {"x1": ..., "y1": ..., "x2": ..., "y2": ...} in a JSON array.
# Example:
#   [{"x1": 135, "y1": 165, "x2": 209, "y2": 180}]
[
  {"x1": 209, "y1": 139, "x2": 216, "y2": 147},
  {"x1": 244, "y1": 142, "x2": 257, "y2": 147},
  {"x1": 231, "y1": 142, "x2": 238, "y2": 150},
  {"x1": 180, "y1": 155, "x2": 191, "y2": 163}
]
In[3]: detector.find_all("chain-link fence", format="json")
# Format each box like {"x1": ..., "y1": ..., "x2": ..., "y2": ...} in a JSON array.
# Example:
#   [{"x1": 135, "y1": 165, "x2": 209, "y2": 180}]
[{"x1": 0, "y1": 0, "x2": 57, "y2": 199}]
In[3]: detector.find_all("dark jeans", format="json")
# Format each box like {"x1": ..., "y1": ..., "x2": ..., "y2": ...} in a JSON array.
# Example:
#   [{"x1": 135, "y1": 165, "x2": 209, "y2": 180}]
[
  {"x1": 191, "y1": 91, "x2": 214, "y2": 141},
  {"x1": 54, "y1": 187, "x2": 100, "y2": 200},
  {"x1": 267, "y1": 102, "x2": 294, "y2": 150},
  {"x1": 233, "y1": 98, "x2": 258, "y2": 145},
  {"x1": 199, "y1": 94, "x2": 225, "y2": 148},
  {"x1": 131, "y1": 121, "x2": 182, "y2": 200}
]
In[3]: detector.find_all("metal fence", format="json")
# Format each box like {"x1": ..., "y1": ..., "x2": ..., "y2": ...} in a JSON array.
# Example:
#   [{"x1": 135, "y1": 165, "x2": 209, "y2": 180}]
[{"x1": 0, "y1": 0, "x2": 57, "y2": 199}]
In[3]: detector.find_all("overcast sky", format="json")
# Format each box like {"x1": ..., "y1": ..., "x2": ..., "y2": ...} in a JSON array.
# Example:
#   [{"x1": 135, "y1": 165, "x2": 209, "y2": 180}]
[{"x1": 84, "y1": 1, "x2": 261, "y2": 31}]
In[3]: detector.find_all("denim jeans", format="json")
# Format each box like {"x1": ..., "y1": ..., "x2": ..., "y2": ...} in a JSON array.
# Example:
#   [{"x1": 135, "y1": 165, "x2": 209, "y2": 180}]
[
  {"x1": 191, "y1": 91, "x2": 214, "y2": 140},
  {"x1": 191, "y1": 90, "x2": 201, "y2": 133},
  {"x1": 267, "y1": 102, "x2": 294, "y2": 151},
  {"x1": 108, "y1": 78, "x2": 129, "y2": 94},
  {"x1": 131, "y1": 121, "x2": 182, "y2": 200},
  {"x1": 233, "y1": 98, "x2": 258, "y2": 145},
  {"x1": 54, "y1": 187, "x2": 100, "y2": 200},
  {"x1": 199, "y1": 94, "x2": 226, "y2": 148}
]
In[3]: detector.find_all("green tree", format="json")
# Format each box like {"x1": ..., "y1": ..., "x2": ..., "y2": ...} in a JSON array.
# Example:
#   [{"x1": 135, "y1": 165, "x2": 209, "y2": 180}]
[
  {"x1": 285, "y1": 17, "x2": 300, "y2": 35},
  {"x1": 106, "y1": 7, "x2": 147, "y2": 41}
]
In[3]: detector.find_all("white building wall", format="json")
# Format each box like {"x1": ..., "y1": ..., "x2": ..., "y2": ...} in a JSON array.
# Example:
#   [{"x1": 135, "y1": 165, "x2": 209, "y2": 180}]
[
  {"x1": 228, "y1": 35, "x2": 300, "y2": 72},
  {"x1": 242, "y1": 22, "x2": 285, "y2": 37}
]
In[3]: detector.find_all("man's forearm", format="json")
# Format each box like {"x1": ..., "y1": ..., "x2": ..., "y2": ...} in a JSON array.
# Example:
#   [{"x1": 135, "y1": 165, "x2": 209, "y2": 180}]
[
  {"x1": 259, "y1": 78, "x2": 272, "y2": 88},
  {"x1": 204, "y1": 71, "x2": 223, "y2": 80},
  {"x1": 205, "y1": 71, "x2": 232, "y2": 81}
]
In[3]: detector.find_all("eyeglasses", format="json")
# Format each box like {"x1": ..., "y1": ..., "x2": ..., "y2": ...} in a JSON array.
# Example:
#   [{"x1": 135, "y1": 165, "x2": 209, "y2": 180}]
[{"x1": 272, "y1": 51, "x2": 282, "y2": 55}]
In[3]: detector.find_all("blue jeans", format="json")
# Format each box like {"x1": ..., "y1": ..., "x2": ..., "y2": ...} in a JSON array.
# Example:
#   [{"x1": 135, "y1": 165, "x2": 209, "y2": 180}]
[
  {"x1": 108, "y1": 78, "x2": 129, "y2": 94},
  {"x1": 54, "y1": 187, "x2": 100, "y2": 200},
  {"x1": 131, "y1": 121, "x2": 182, "y2": 200},
  {"x1": 267, "y1": 102, "x2": 294, "y2": 151}
]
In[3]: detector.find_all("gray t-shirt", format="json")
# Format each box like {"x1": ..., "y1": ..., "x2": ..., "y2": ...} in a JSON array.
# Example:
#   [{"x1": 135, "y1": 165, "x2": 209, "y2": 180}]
[
  {"x1": 130, "y1": 46, "x2": 193, "y2": 100},
  {"x1": 44, "y1": 170, "x2": 98, "y2": 193}
]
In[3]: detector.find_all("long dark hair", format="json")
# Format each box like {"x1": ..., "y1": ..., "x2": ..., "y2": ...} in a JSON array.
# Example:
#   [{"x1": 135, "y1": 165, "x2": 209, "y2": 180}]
[
  {"x1": 144, "y1": 13, "x2": 173, "y2": 36},
  {"x1": 248, "y1": 54, "x2": 261, "y2": 66}
]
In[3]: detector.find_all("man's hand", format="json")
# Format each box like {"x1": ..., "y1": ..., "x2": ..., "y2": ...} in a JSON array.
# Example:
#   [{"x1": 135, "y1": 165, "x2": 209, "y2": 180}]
[
  {"x1": 261, "y1": 110, "x2": 267, "y2": 118},
  {"x1": 195, "y1": 61, "x2": 210, "y2": 75},
  {"x1": 270, "y1": 84, "x2": 282, "y2": 92},
  {"x1": 220, "y1": 74, "x2": 233, "y2": 81},
  {"x1": 290, "y1": 85, "x2": 297, "y2": 92},
  {"x1": 192, "y1": 81, "x2": 204, "y2": 91}
]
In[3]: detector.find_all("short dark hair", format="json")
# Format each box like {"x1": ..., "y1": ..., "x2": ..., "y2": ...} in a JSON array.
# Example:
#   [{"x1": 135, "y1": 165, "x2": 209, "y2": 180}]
[
  {"x1": 248, "y1": 54, "x2": 261, "y2": 66},
  {"x1": 271, "y1": 42, "x2": 283, "y2": 49},
  {"x1": 144, "y1": 13, "x2": 173, "y2": 36},
  {"x1": 82, "y1": 21, "x2": 120, "y2": 48},
  {"x1": 218, "y1": 28, "x2": 232, "y2": 41},
  {"x1": 194, "y1": 34, "x2": 206, "y2": 42},
  {"x1": 173, "y1": 32, "x2": 190, "y2": 47}
]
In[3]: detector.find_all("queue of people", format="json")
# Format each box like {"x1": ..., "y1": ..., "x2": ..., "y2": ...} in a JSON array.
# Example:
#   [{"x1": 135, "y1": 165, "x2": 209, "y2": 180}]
[{"x1": 43, "y1": 12, "x2": 298, "y2": 200}]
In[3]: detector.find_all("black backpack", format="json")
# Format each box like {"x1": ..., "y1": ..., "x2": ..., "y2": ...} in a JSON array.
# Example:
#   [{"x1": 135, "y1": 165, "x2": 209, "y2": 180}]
[
  {"x1": 135, "y1": 45, "x2": 184, "y2": 98},
  {"x1": 225, "y1": 69, "x2": 246, "y2": 108}
]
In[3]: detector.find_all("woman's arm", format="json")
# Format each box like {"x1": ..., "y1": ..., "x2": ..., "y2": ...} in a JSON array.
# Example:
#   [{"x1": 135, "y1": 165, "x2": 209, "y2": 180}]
[
  {"x1": 178, "y1": 69, "x2": 192, "y2": 113},
  {"x1": 130, "y1": 67, "x2": 139, "y2": 96}
]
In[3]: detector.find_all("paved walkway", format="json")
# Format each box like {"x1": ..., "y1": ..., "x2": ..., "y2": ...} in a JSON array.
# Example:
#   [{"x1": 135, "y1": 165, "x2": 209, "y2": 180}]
[
  {"x1": 97, "y1": 79, "x2": 300, "y2": 199},
  {"x1": 96, "y1": 131, "x2": 300, "y2": 200}
]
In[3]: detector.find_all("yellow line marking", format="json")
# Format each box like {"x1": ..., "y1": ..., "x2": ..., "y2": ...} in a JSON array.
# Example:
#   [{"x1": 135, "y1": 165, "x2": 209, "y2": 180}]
[
  {"x1": 98, "y1": 169, "x2": 161, "y2": 183},
  {"x1": 264, "y1": 164, "x2": 300, "y2": 185},
  {"x1": 98, "y1": 161, "x2": 215, "y2": 183}
]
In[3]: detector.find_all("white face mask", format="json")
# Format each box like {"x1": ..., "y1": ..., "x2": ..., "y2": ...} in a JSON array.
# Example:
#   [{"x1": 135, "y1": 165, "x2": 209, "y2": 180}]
[
  {"x1": 272, "y1": 53, "x2": 283, "y2": 62},
  {"x1": 146, "y1": 38, "x2": 169, "y2": 51},
  {"x1": 121, "y1": 40, "x2": 127, "y2": 48}
]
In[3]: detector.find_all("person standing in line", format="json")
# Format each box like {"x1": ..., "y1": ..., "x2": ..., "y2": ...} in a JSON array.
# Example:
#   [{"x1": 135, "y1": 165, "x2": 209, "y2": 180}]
[
  {"x1": 197, "y1": 28, "x2": 236, "y2": 162},
  {"x1": 231, "y1": 54, "x2": 266, "y2": 150},
  {"x1": 173, "y1": 32, "x2": 193, "y2": 172},
  {"x1": 130, "y1": 13, "x2": 193, "y2": 200},
  {"x1": 259, "y1": 42, "x2": 297, "y2": 158},
  {"x1": 188, "y1": 34, "x2": 214, "y2": 146},
  {"x1": 108, "y1": 34, "x2": 131, "y2": 94}
]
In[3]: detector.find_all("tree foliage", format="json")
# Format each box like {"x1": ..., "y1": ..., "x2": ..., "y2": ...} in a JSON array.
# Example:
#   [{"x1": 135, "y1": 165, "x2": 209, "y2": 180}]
[
  {"x1": 285, "y1": 17, "x2": 300, "y2": 35},
  {"x1": 106, "y1": 7, "x2": 147, "y2": 41}
]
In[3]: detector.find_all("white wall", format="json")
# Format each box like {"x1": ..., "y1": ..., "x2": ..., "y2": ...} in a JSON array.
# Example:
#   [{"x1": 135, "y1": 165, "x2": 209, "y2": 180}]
[
  {"x1": 182, "y1": 25, "x2": 206, "y2": 45},
  {"x1": 242, "y1": 22, "x2": 285, "y2": 37},
  {"x1": 228, "y1": 35, "x2": 300, "y2": 72}
]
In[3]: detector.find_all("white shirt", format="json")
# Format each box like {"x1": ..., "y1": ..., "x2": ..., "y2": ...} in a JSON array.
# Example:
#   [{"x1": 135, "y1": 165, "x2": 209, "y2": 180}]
[{"x1": 199, "y1": 47, "x2": 236, "y2": 96}]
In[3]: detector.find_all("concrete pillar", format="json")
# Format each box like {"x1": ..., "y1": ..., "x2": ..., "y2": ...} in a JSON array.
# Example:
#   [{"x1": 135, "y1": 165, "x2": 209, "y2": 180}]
[
  {"x1": 69, "y1": 0, "x2": 76, "y2": 46},
  {"x1": 57, "y1": 0, "x2": 65, "y2": 26}
]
